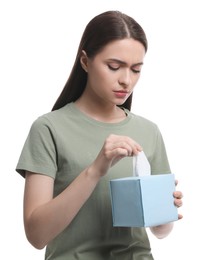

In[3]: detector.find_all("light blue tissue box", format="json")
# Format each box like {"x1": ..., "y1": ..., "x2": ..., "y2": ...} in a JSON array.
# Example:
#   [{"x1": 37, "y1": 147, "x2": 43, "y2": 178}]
[{"x1": 110, "y1": 174, "x2": 178, "y2": 227}]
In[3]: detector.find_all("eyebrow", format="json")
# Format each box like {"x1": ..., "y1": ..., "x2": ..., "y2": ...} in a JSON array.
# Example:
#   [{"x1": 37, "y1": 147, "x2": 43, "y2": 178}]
[{"x1": 107, "y1": 58, "x2": 144, "y2": 67}]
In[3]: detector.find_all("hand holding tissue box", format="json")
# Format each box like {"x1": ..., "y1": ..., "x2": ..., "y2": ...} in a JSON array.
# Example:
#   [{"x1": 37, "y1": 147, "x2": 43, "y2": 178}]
[{"x1": 109, "y1": 151, "x2": 178, "y2": 227}]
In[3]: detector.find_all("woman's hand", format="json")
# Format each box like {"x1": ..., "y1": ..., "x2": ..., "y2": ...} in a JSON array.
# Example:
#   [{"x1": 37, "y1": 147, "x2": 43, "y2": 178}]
[
  {"x1": 90, "y1": 134, "x2": 142, "y2": 178},
  {"x1": 174, "y1": 180, "x2": 183, "y2": 220}
]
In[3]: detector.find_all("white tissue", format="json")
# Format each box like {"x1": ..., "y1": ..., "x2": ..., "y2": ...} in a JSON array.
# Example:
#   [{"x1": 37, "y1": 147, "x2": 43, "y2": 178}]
[{"x1": 133, "y1": 151, "x2": 151, "y2": 176}]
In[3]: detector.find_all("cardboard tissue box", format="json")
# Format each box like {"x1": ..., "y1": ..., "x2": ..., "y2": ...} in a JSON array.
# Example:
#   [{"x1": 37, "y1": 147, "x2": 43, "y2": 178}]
[{"x1": 109, "y1": 152, "x2": 178, "y2": 227}]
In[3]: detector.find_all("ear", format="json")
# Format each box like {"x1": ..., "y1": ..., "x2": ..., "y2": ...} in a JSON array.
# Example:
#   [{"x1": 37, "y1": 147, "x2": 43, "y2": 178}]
[{"x1": 80, "y1": 50, "x2": 88, "y2": 72}]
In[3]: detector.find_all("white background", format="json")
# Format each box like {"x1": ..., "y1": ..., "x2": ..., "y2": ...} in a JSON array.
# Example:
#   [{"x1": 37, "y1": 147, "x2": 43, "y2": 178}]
[{"x1": 1, "y1": 0, "x2": 201, "y2": 259}]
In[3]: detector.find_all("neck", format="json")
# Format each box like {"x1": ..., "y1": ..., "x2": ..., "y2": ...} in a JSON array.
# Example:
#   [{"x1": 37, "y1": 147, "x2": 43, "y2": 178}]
[{"x1": 74, "y1": 96, "x2": 126, "y2": 123}]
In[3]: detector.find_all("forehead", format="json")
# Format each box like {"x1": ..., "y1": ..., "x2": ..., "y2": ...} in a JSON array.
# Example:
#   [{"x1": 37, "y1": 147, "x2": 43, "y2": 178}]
[{"x1": 96, "y1": 38, "x2": 146, "y2": 63}]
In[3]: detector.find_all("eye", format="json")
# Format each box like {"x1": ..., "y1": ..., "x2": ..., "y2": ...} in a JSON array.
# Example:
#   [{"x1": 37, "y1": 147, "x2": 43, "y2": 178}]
[
  {"x1": 108, "y1": 64, "x2": 120, "y2": 71},
  {"x1": 132, "y1": 65, "x2": 142, "y2": 74},
  {"x1": 132, "y1": 68, "x2": 141, "y2": 73}
]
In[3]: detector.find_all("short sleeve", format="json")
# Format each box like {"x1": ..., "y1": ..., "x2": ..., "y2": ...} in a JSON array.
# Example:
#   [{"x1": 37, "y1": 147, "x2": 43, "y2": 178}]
[
  {"x1": 16, "y1": 116, "x2": 57, "y2": 178},
  {"x1": 150, "y1": 126, "x2": 171, "y2": 174}
]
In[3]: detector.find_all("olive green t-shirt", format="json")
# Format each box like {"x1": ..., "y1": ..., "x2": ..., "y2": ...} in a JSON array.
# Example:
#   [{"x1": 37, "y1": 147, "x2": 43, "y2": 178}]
[{"x1": 16, "y1": 102, "x2": 171, "y2": 260}]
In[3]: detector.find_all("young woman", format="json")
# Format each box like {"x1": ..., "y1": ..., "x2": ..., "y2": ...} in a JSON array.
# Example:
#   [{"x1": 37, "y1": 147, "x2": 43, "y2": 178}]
[{"x1": 16, "y1": 10, "x2": 183, "y2": 260}]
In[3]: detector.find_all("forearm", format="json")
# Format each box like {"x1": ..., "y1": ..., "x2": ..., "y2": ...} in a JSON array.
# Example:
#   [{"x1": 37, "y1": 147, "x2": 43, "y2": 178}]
[
  {"x1": 149, "y1": 222, "x2": 174, "y2": 239},
  {"x1": 25, "y1": 166, "x2": 101, "y2": 249}
]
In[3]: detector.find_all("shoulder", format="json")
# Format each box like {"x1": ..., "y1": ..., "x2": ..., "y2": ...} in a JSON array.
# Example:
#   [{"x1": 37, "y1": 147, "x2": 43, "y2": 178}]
[
  {"x1": 31, "y1": 103, "x2": 73, "y2": 128},
  {"x1": 126, "y1": 110, "x2": 159, "y2": 131}
]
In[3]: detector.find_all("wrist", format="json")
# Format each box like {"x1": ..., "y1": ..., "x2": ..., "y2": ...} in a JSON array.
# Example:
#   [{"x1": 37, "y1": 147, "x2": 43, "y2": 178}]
[
  {"x1": 150, "y1": 222, "x2": 174, "y2": 239},
  {"x1": 85, "y1": 165, "x2": 102, "y2": 183}
]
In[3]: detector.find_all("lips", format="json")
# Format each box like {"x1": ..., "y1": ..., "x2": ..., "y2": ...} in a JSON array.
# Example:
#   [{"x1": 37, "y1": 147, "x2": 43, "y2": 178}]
[{"x1": 114, "y1": 90, "x2": 128, "y2": 98}]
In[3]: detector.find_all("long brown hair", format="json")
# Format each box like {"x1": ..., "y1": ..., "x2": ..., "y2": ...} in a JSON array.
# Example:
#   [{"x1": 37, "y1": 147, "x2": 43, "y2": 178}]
[{"x1": 52, "y1": 11, "x2": 147, "y2": 111}]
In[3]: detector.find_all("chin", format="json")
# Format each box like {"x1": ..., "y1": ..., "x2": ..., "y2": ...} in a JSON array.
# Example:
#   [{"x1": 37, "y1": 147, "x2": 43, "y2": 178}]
[{"x1": 115, "y1": 100, "x2": 127, "y2": 106}]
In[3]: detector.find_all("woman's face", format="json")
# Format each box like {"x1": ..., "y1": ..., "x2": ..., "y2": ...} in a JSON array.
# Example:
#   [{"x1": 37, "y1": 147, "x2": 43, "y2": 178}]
[{"x1": 81, "y1": 38, "x2": 146, "y2": 106}]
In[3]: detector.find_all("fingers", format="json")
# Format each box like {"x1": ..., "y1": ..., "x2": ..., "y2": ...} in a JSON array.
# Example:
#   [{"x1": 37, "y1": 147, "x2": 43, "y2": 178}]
[
  {"x1": 93, "y1": 134, "x2": 142, "y2": 176},
  {"x1": 178, "y1": 214, "x2": 183, "y2": 220},
  {"x1": 174, "y1": 198, "x2": 183, "y2": 208},
  {"x1": 173, "y1": 191, "x2": 183, "y2": 200},
  {"x1": 104, "y1": 134, "x2": 142, "y2": 159},
  {"x1": 173, "y1": 190, "x2": 183, "y2": 220},
  {"x1": 173, "y1": 191, "x2": 183, "y2": 207}
]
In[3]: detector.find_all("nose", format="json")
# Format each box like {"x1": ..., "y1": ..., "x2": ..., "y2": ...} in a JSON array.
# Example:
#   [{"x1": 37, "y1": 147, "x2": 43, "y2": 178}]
[{"x1": 118, "y1": 69, "x2": 132, "y2": 87}]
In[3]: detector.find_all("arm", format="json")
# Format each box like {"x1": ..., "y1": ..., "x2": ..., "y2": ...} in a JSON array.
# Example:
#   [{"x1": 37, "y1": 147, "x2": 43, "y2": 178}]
[
  {"x1": 24, "y1": 134, "x2": 142, "y2": 249},
  {"x1": 24, "y1": 167, "x2": 101, "y2": 249}
]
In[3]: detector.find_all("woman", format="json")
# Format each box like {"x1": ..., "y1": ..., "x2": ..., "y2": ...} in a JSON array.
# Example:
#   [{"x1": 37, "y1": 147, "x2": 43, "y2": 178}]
[{"x1": 16, "y1": 10, "x2": 183, "y2": 260}]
